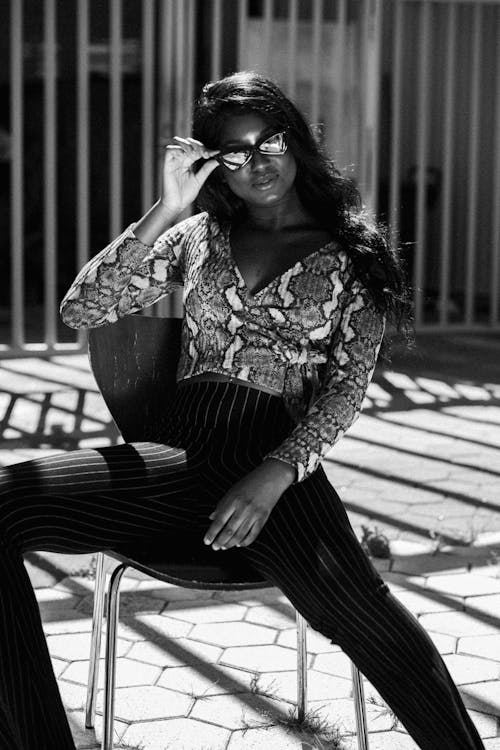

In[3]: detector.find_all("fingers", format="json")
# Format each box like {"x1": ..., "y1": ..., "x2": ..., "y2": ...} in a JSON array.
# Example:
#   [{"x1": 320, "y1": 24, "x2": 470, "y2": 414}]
[{"x1": 169, "y1": 136, "x2": 219, "y2": 162}]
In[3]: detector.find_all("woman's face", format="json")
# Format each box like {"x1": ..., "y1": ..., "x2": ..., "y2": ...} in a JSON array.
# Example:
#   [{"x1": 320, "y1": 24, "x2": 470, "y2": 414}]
[{"x1": 218, "y1": 113, "x2": 297, "y2": 209}]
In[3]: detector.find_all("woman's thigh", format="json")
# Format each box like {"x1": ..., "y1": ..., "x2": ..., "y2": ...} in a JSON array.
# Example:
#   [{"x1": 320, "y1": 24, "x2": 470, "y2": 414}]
[
  {"x1": 0, "y1": 441, "x2": 214, "y2": 554},
  {"x1": 240, "y1": 466, "x2": 389, "y2": 634}
]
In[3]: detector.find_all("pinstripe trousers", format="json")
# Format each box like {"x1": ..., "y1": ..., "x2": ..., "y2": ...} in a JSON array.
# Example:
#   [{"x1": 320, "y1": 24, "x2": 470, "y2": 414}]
[{"x1": 0, "y1": 381, "x2": 484, "y2": 749}]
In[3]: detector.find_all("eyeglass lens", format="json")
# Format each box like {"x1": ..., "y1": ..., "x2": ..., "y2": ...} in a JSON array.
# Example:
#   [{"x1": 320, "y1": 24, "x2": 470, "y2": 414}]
[{"x1": 220, "y1": 131, "x2": 287, "y2": 170}]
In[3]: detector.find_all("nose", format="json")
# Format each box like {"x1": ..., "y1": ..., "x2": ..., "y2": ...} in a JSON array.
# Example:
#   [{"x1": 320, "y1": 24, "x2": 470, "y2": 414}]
[{"x1": 250, "y1": 150, "x2": 272, "y2": 171}]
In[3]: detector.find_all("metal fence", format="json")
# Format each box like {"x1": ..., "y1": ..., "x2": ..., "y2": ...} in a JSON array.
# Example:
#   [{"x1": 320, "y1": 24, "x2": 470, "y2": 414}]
[{"x1": 3, "y1": 0, "x2": 500, "y2": 357}]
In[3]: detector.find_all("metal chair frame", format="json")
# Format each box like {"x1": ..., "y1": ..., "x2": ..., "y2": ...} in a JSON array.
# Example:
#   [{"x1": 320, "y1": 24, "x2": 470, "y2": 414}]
[{"x1": 83, "y1": 315, "x2": 369, "y2": 750}]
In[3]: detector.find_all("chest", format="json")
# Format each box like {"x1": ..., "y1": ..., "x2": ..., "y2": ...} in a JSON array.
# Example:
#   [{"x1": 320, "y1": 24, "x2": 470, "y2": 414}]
[{"x1": 230, "y1": 227, "x2": 333, "y2": 296}]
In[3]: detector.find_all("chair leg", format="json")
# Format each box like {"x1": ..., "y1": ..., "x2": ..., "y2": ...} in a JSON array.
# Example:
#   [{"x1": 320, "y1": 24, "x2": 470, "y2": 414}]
[
  {"x1": 86, "y1": 552, "x2": 106, "y2": 729},
  {"x1": 295, "y1": 611, "x2": 308, "y2": 722},
  {"x1": 102, "y1": 563, "x2": 127, "y2": 750},
  {"x1": 351, "y1": 661, "x2": 369, "y2": 750}
]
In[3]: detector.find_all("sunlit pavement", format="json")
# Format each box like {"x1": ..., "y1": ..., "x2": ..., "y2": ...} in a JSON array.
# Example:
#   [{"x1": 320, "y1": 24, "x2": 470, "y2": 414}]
[{"x1": 1, "y1": 332, "x2": 500, "y2": 749}]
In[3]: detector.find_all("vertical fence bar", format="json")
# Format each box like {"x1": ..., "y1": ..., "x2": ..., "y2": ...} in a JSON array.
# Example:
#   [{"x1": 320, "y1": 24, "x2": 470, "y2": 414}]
[
  {"x1": 490, "y1": 6, "x2": 500, "y2": 325},
  {"x1": 465, "y1": 2, "x2": 482, "y2": 325},
  {"x1": 414, "y1": 0, "x2": 431, "y2": 327},
  {"x1": 310, "y1": 0, "x2": 323, "y2": 124},
  {"x1": 76, "y1": 0, "x2": 90, "y2": 348},
  {"x1": 360, "y1": 0, "x2": 382, "y2": 212},
  {"x1": 335, "y1": 0, "x2": 347, "y2": 165},
  {"x1": 44, "y1": 0, "x2": 57, "y2": 348},
  {"x1": 142, "y1": 0, "x2": 155, "y2": 214},
  {"x1": 109, "y1": 0, "x2": 123, "y2": 238},
  {"x1": 10, "y1": 0, "x2": 24, "y2": 349},
  {"x1": 262, "y1": 0, "x2": 273, "y2": 74},
  {"x1": 287, "y1": 0, "x2": 298, "y2": 98},
  {"x1": 237, "y1": 0, "x2": 249, "y2": 70},
  {"x1": 389, "y1": 0, "x2": 403, "y2": 248},
  {"x1": 186, "y1": 0, "x2": 195, "y2": 122},
  {"x1": 174, "y1": 0, "x2": 185, "y2": 137},
  {"x1": 438, "y1": 2, "x2": 457, "y2": 327},
  {"x1": 211, "y1": 0, "x2": 222, "y2": 80}
]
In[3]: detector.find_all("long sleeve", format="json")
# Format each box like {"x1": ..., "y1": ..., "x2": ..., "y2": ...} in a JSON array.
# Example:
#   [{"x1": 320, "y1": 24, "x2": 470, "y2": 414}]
[
  {"x1": 59, "y1": 214, "x2": 201, "y2": 329},
  {"x1": 265, "y1": 278, "x2": 385, "y2": 482}
]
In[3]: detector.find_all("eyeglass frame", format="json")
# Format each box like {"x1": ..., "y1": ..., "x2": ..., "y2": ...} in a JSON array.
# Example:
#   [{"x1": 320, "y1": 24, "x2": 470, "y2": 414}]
[{"x1": 215, "y1": 129, "x2": 289, "y2": 172}]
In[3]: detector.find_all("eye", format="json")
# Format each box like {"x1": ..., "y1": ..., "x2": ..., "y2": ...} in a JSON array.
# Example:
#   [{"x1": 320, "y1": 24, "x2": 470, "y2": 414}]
[
  {"x1": 259, "y1": 132, "x2": 287, "y2": 153},
  {"x1": 220, "y1": 148, "x2": 251, "y2": 167}
]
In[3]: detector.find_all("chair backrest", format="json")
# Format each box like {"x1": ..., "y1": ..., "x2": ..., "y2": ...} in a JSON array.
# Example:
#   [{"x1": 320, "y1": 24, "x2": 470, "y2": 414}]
[{"x1": 88, "y1": 315, "x2": 182, "y2": 443}]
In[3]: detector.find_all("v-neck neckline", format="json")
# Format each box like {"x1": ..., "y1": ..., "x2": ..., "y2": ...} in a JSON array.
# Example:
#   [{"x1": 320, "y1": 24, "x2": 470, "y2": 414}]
[{"x1": 222, "y1": 223, "x2": 336, "y2": 298}]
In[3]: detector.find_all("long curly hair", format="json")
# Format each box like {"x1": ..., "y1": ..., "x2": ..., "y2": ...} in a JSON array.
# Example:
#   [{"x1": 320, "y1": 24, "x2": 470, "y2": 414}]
[{"x1": 192, "y1": 71, "x2": 412, "y2": 336}]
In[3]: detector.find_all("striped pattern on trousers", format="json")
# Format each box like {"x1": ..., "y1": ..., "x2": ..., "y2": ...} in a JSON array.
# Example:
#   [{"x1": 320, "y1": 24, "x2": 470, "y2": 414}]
[{"x1": 0, "y1": 381, "x2": 484, "y2": 749}]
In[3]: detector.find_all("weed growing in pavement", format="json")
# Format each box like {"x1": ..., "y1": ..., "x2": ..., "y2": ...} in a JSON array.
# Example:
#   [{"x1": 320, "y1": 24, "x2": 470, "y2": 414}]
[
  {"x1": 367, "y1": 694, "x2": 400, "y2": 730},
  {"x1": 245, "y1": 675, "x2": 347, "y2": 748},
  {"x1": 249, "y1": 673, "x2": 279, "y2": 700},
  {"x1": 70, "y1": 553, "x2": 98, "y2": 580},
  {"x1": 241, "y1": 704, "x2": 347, "y2": 749},
  {"x1": 360, "y1": 525, "x2": 391, "y2": 559}
]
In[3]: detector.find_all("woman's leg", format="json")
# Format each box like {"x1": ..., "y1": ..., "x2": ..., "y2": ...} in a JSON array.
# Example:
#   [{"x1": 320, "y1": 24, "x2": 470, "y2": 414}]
[
  {"x1": 240, "y1": 467, "x2": 485, "y2": 750},
  {"x1": 0, "y1": 439, "x2": 210, "y2": 750}
]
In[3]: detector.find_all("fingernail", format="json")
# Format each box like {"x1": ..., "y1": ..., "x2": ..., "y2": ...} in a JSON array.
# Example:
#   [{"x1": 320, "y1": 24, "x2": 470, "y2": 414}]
[{"x1": 212, "y1": 545, "x2": 220, "y2": 551}]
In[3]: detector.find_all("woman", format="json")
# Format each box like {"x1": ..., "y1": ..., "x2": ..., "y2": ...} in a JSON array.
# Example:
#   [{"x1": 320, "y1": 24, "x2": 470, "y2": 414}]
[{"x1": 0, "y1": 73, "x2": 483, "y2": 750}]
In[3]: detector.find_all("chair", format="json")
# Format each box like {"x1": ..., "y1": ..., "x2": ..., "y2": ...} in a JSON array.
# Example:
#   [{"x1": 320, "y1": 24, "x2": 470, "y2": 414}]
[{"x1": 85, "y1": 314, "x2": 369, "y2": 750}]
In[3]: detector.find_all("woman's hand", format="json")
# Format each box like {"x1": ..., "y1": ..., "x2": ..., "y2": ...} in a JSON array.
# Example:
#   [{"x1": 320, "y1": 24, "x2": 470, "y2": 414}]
[
  {"x1": 160, "y1": 137, "x2": 220, "y2": 216},
  {"x1": 203, "y1": 459, "x2": 297, "y2": 551}
]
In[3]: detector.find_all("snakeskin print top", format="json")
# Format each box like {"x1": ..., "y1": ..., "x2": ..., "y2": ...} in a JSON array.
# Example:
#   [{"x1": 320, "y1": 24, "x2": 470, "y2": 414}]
[{"x1": 60, "y1": 212, "x2": 385, "y2": 482}]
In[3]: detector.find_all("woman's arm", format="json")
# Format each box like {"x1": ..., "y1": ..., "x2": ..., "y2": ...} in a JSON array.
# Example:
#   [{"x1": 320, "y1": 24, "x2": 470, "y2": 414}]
[
  {"x1": 265, "y1": 278, "x2": 385, "y2": 482},
  {"x1": 59, "y1": 210, "x2": 195, "y2": 329},
  {"x1": 60, "y1": 137, "x2": 220, "y2": 329}
]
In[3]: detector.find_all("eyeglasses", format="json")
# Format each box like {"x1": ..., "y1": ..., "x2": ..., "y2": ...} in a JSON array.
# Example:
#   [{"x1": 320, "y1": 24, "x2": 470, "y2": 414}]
[{"x1": 216, "y1": 130, "x2": 288, "y2": 171}]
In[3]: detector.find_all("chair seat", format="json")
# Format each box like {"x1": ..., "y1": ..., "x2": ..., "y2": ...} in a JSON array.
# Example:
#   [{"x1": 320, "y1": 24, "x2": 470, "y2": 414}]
[{"x1": 106, "y1": 544, "x2": 270, "y2": 590}]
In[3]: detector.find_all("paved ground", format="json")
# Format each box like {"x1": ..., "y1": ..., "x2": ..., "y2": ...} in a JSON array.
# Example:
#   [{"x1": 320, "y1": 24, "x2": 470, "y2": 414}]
[{"x1": 1, "y1": 331, "x2": 500, "y2": 749}]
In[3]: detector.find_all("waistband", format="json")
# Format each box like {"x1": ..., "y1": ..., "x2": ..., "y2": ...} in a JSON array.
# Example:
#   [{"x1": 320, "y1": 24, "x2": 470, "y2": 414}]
[{"x1": 170, "y1": 379, "x2": 293, "y2": 439}]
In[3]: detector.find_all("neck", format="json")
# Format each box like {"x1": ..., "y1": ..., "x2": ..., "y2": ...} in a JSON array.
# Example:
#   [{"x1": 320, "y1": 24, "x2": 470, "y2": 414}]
[{"x1": 243, "y1": 189, "x2": 311, "y2": 231}]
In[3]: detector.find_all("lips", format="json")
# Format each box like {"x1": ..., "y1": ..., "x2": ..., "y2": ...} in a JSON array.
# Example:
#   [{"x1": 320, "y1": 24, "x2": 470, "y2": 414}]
[{"x1": 252, "y1": 173, "x2": 277, "y2": 189}]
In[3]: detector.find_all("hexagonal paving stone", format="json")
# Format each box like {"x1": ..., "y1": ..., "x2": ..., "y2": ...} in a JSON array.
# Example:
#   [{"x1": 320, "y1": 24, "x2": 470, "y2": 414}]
[
  {"x1": 42, "y1": 610, "x2": 94, "y2": 636},
  {"x1": 190, "y1": 621, "x2": 276, "y2": 648},
  {"x1": 189, "y1": 692, "x2": 286, "y2": 730},
  {"x1": 244, "y1": 604, "x2": 296, "y2": 629},
  {"x1": 78, "y1": 592, "x2": 164, "y2": 617},
  {"x1": 69, "y1": 709, "x2": 128, "y2": 749},
  {"x1": 164, "y1": 600, "x2": 248, "y2": 623},
  {"x1": 51, "y1": 657, "x2": 68, "y2": 678},
  {"x1": 459, "y1": 634, "x2": 500, "y2": 661},
  {"x1": 419, "y1": 611, "x2": 499, "y2": 638},
  {"x1": 117, "y1": 613, "x2": 192, "y2": 641},
  {"x1": 227, "y1": 723, "x2": 346, "y2": 749},
  {"x1": 277, "y1": 627, "x2": 339, "y2": 654},
  {"x1": 426, "y1": 630, "x2": 457, "y2": 655},
  {"x1": 460, "y1": 681, "x2": 500, "y2": 715},
  {"x1": 442, "y1": 653, "x2": 500, "y2": 685},
  {"x1": 122, "y1": 718, "x2": 230, "y2": 750},
  {"x1": 128, "y1": 637, "x2": 221, "y2": 668},
  {"x1": 47, "y1": 632, "x2": 130, "y2": 661},
  {"x1": 220, "y1": 644, "x2": 311, "y2": 672},
  {"x1": 392, "y1": 589, "x2": 458, "y2": 615},
  {"x1": 58, "y1": 680, "x2": 88, "y2": 711},
  {"x1": 467, "y1": 709, "x2": 498, "y2": 740},
  {"x1": 464, "y1": 594, "x2": 500, "y2": 620},
  {"x1": 158, "y1": 664, "x2": 258, "y2": 696},
  {"x1": 96, "y1": 685, "x2": 192, "y2": 721},
  {"x1": 314, "y1": 651, "x2": 355, "y2": 679},
  {"x1": 425, "y1": 573, "x2": 500, "y2": 599},
  {"x1": 35, "y1": 587, "x2": 82, "y2": 614},
  {"x1": 363, "y1": 732, "x2": 419, "y2": 749},
  {"x1": 253, "y1": 669, "x2": 352, "y2": 702},
  {"x1": 62, "y1": 656, "x2": 161, "y2": 688}
]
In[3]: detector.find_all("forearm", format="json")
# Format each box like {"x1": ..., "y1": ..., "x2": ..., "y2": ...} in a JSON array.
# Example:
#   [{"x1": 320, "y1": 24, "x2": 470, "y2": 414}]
[{"x1": 132, "y1": 200, "x2": 181, "y2": 246}]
